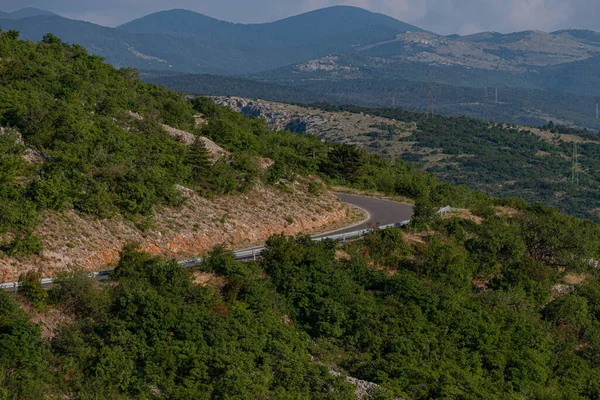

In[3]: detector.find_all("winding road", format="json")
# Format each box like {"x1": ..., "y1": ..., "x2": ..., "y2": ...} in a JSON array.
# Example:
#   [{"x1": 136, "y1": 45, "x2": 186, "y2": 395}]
[
  {"x1": 1, "y1": 193, "x2": 414, "y2": 290},
  {"x1": 319, "y1": 193, "x2": 414, "y2": 237}
]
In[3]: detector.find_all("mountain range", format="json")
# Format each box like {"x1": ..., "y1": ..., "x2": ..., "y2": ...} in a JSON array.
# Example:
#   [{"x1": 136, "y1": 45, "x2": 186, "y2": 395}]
[
  {"x1": 2, "y1": 6, "x2": 600, "y2": 128},
  {"x1": 0, "y1": 7, "x2": 56, "y2": 19},
  {"x1": 0, "y1": 6, "x2": 425, "y2": 74}
]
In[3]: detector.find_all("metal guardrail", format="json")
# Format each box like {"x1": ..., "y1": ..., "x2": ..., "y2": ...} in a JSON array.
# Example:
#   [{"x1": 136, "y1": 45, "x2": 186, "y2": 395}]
[{"x1": 1, "y1": 206, "x2": 453, "y2": 291}]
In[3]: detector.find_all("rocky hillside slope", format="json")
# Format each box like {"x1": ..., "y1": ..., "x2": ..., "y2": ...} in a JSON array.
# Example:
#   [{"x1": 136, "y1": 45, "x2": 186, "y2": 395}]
[
  {"x1": 210, "y1": 96, "x2": 600, "y2": 222},
  {"x1": 1, "y1": 182, "x2": 361, "y2": 282},
  {"x1": 210, "y1": 96, "x2": 417, "y2": 146},
  {"x1": 0, "y1": 34, "x2": 370, "y2": 283}
]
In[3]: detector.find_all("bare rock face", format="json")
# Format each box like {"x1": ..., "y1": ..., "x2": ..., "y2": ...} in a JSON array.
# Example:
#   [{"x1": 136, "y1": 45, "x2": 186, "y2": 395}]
[
  {"x1": 330, "y1": 370, "x2": 405, "y2": 400},
  {"x1": 552, "y1": 284, "x2": 576, "y2": 297},
  {"x1": 210, "y1": 96, "x2": 414, "y2": 147},
  {"x1": 0, "y1": 126, "x2": 24, "y2": 144},
  {"x1": 160, "y1": 124, "x2": 196, "y2": 145},
  {"x1": 1, "y1": 126, "x2": 46, "y2": 163},
  {"x1": 159, "y1": 124, "x2": 228, "y2": 160},
  {"x1": 2, "y1": 183, "x2": 363, "y2": 282}
]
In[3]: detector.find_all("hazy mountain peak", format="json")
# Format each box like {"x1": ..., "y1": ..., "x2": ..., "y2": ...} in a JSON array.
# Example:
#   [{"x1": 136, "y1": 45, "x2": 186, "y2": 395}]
[
  {"x1": 5, "y1": 7, "x2": 57, "y2": 19},
  {"x1": 118, "y1": 6, "x2": 424, "y2": 36},
  {"x1": 117, "y1": 9, "x2": 231, "y2": 35}
]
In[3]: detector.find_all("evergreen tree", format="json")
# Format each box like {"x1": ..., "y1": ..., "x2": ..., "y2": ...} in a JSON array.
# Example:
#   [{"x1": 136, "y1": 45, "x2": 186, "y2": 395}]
[{"x1": 187, "y1": 136, "x2": 213, "y2": 189}]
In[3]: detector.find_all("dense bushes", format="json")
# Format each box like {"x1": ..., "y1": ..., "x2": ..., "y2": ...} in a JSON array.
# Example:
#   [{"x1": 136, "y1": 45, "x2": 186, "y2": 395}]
[
  {"x1": 193, "y1": 97, "x2": 494, "y2": 213},
  {"x1": 0, "y1": 291, "x2": 50, "y2": 399},
  {"x1": 0, "y1": 31, "x2": 199, "y2": 245},
  {"x1": 2, "y1": 199, "x2": 600, "y2": 398},
  {"x1": 0, "y1": 33, "x2": 274, "y2": 255},
  {"x1": 257, "y1": 210, "x2": 600, "y2": 399},
  {"x1": 0, "y1": 246, "x2": 354, "y2": 399},
  {"x1": 308, "y1": 103, "x2": 600, "y2": 221}
]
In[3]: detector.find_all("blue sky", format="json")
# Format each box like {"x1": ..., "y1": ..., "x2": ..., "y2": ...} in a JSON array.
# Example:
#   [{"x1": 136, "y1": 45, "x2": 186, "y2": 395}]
[{"x1": 3, "y1": 0, "x2": 599, "y2": 34}]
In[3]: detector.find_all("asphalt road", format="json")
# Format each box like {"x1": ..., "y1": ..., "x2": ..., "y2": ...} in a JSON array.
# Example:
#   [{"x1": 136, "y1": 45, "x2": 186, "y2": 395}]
[
  {"x1": 314, "y1": 193, "x2": 414, "y2": 238},
  {"x1": 2, "y1": 193, "x2": 414, "y2": 291}
]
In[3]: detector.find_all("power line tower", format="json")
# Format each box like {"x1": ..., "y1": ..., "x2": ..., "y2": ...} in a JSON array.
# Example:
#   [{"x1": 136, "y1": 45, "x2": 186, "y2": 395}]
[
  {"x1": 427, "y1": 73, "x2": 433, "y2": 119},
  {"x1": 571, "y1": 142, "x2": 579, "y2": 187},
  {"x1": 495, "y1": 87, "x2": 499, "y2": 104},
  {"x1": 596, "y1": 103, "x2": 598, "y2": 120},
  {"x1": 483, "y1": 87, "x2": 489, "y2": 121}
]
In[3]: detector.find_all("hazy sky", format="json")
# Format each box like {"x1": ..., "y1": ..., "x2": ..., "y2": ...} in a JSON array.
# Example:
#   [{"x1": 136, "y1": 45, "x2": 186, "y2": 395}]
[{"x1": 3, "y1": 0, "x2": 599, "y2": 35}]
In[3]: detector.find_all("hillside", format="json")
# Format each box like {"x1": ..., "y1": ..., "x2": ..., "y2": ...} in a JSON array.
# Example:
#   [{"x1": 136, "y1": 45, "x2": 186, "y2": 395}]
[
  {"x1": 259, "y1": 28, "x2": 600, "y2": 84},
  {"x1": 3, "y1": 176, "x2": 600, "y2": 399},
  {"x1": 211, "y1": 96, "x2": 600, "y2": 222},
  {"x1": 1, "y1": 31, "x2": 600, "y2": 400},
  {"x1": 150, "y1": 69, "x2": 600, "y2": 130},
  {"x1": 0, "y1": 32, "x2": 364, "y2": 281}
]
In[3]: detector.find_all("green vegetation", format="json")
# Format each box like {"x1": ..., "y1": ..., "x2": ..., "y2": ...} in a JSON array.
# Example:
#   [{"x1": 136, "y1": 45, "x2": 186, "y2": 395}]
[
  {"x1": 0, "y1": 32, "x2": 327, "y2": 256},
  {"x1": 192, "y1": 96, "x2": 493, "y2": 213},
  {"x1": 257, "y1": 208, "x2": 600, "y2": 399},
  {"x1": 3, "y1": 31, "x2": 600, "y2": 399},
  {"x1": 0, "y1": 30, "x2": 200, "y2": 253},
  {"x1": 1, "y1": 247, "x2": 354, "y2": 399},
  {"x1": 308, "y1": 103, "x2": 600, "y2": 222},
  {"x1": 3, "y1": 203, "x2": 600, "y2": 398}
]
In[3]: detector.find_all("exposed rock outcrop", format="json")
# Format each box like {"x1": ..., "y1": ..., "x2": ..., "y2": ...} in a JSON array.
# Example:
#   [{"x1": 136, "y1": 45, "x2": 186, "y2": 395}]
[
  {"x1": 0, "y1": 183, "x2": 363, "y2": 282},
  {"x1": 210, "y1": 96, "x2": 414, "y2": 146}
]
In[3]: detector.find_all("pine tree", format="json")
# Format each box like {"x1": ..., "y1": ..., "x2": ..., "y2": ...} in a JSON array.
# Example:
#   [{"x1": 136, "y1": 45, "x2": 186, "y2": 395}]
[{"x1": 187, "y1": 136, "x2": 212, "y2": 189}]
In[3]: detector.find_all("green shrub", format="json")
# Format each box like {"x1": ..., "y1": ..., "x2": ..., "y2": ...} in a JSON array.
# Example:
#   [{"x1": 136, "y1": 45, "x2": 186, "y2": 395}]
[
  {"x1": 3, "y1": 233, "x2": 43, "y2": 257},
  {"x1": 308, "y1": 180, "x2": 323, "y2": 195},
  {"x1": 18, "y1": 270, "x2": 47, "y2": 310}
]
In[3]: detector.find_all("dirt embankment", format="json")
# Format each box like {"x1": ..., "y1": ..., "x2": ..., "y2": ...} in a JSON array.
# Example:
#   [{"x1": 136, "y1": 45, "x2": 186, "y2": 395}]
[{"x1": 0, "y1": 183, "x2": 363, "y2": 282}]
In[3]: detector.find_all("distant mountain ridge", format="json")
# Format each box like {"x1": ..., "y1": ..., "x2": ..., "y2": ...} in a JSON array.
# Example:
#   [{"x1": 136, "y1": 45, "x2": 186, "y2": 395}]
[
  {"x1": 2, "y1": 6, "x2": 600, "y2": 128},
  {"x1": 118, "y1": 6, "x2": 424, "y2": 47},
  {"x1": 0, "y1": 6, "x2": 424, "y2": 75},
  {"x1": 0, "y1": 7, "x2": 57, "y2": 19}
]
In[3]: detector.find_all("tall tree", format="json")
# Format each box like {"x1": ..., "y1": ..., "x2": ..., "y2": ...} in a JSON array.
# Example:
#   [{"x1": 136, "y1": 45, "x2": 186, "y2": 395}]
[{"x1": 187, "y1": 136, "x2": 213, "y2": 189}]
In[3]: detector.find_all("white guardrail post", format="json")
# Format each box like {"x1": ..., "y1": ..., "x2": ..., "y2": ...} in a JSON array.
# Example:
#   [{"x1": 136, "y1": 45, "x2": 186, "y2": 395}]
[{"x1": 1, "y1": 207, "x2": 452, "y2": 290}]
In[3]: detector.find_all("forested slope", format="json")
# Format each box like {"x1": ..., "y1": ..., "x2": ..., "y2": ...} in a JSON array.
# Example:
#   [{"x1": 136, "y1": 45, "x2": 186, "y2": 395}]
[
  {"x1": 308, "y1": 104, "x2": 600, "y2": 221},
  {"x1": 2, "y1": 31, "x2": 600, "y2": 399},
  {"x1": 0, "y1": 30, "x2": 199, "y2": 256},
  {"x1": 4, "y1": 202, "x2": 600, "y2": 398},
  {"x1": 211, "y1": 96, "x2": 600, "y2": 222}
]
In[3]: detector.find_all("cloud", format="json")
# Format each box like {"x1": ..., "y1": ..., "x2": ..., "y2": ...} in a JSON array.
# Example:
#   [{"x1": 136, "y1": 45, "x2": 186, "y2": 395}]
[{"x1": 507, "y1": 0, "x2": 573, "y2": 31}]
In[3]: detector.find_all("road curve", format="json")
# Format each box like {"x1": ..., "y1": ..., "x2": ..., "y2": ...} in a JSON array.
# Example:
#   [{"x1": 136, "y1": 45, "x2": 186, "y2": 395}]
[
  {"x1": 314, "y1": 193, "x2": 414, "y2": 238},
  {"x1": 1, "y1": 193, "x2": 414, "y2": 291}
]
